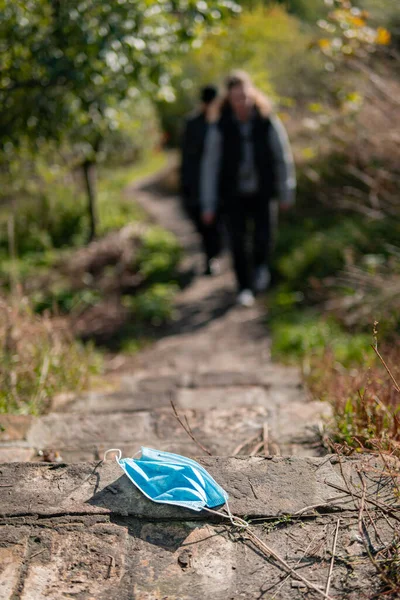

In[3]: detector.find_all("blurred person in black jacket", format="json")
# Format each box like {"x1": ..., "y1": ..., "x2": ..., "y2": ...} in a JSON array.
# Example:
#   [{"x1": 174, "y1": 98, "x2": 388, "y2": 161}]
[
  {"x1": 200, "y1": 71, "x2": 296, "y2": 307},
  {"x1": 181, "y1": 85, "x2": 222, "y2": 275}
]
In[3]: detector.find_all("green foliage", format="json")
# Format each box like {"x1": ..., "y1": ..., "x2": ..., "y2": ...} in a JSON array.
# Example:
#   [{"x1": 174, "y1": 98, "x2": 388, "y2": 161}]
[
  {"x1": 279, "y1": 0, "x2": 325, "y2": 21},
  {"x1": 238, "y1": 0, "x2": 325, "y2": 22},
  {"x1": 0, "y1": 0, "x2": 238, "y2": 236},
  {"x1": 119, "y1": 227, "x2": 182, "y2": 329},
  {"x1": 270, "y1": 311, "x2": 372, "y2": 366},
  {"x1": 0, "y1": 0, "x2": 238, "y2": 154},
  {"x1": 277, "y1": 220, "x2": 366, "y2": 288},
  {"x1": 0, "y1": 152, "x2": 166, "y2": 268},
  {"x1": 98, "y1": 98, "x2": 162, "y2": 167},
  {"x1": 159, "y1": 4, "x2": 325, "y2": 143},
  {"x1": 137, "y1": 227, "x2": 182, "y2": 283},
  {"x1": 31, "y1": 286, "x2": 102, "y2": 315},
  {"x1": 0, "y1": 299, "x2": 101, "y2": 414},
  {"x1": 124, "y1": 283, "x2": 178, "y2": 325},
  {"x1": 274, "y1": 148, "x2": 400, "y2": 293},
  {"x1": 0, "y1": 188, "x2": 87, "y2": 256},
  {"x1": 98, "y1": 153, "x2": 166, "y2": 235}
]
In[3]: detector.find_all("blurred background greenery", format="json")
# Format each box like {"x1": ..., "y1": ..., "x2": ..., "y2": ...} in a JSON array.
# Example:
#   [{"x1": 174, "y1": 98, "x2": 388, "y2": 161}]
[{"x1": 0, "y1": 0, "x2": 399, "y2": 435}]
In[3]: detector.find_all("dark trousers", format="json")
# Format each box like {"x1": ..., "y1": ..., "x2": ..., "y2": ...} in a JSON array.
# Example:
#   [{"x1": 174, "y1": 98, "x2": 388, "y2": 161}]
[
  {"x1": 185, "y1": 204, "x2": 221, "y2": 264},
  {"x1": 225, "y1": 194, "x2": 276, "y2": 291}
]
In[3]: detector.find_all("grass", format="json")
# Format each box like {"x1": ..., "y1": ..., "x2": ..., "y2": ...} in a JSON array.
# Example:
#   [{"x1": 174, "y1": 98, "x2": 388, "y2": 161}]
[
  {"x1": 123, "y1": 282, "x2": 179, "y2": 326},
  {"x1": 137, "y1": 226, "x2": 182, "y2": 282},
  {"x1": 0, "y1": 297, "x2": 101, "y2": 415},
  {"x1": 98, "y1": 152, "x2": 166, "y2": 235},
  {"x1": 308, "y1": 344, "x2": 400, "y2": 456},
  {"x1": 0, "y1": 151, "x2": 178, "y2": 413},
  {"x1": 270, "y1": 310, "x2": 373, "y2": 368},
  {"x1": 0, "y1": 151, "x2": 167, "y2": 285}
]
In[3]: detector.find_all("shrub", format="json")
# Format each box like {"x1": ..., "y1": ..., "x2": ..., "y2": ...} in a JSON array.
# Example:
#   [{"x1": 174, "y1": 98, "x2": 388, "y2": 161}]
[
  {"x1": 99, "y1": 97, "x2": 162, "y2": 167},
  {"x1": 31, "y1": 286, "x2": 103, "y2": 315},
  {"x1": 137, "y1": 227, "x2": 182, "y2": 283},
  {"x1": 124, "y1": 283, "x2": 178, "y2": 326},
  {"x1": 0, "y1": 187, "x2": 87, "y2": 256}
]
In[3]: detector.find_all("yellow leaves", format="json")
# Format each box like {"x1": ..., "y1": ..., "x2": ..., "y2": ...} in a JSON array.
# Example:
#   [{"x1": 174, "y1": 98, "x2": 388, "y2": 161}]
[
  {"x1": 348, "y1": 16, "x2": 366, "y2": 28},
  {"x1": 280, "y1": 97, "x2": 295, "y2": 108},
  {"x1": 318, "y1": 38, "x2": 331, "y2": 51},
  {"x1": 346, "y1": 91, "x2": 362, "y2": 104},
  {"x1": 341, "y1": 91, "x2": 363, "y2": 112},
  {"x1": 301, "y1": 147, "x2": 316, "y2": 160},
  {"x1": 375, "y1": 27, "x2": 391, "y2": 46},
  {"x1": 277, "y1": 111, "x2": 290, "y2": 122},
  {"x1": 315, "y1": 6, "x2": 392, "y2": 63},
  {"x1": 308, "y1": 103, "x2": 323, "y2": 113}
]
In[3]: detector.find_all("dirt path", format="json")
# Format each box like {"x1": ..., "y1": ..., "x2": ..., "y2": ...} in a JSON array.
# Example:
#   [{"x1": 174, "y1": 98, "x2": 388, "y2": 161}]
[
  {"x1": 0, "y1": 177, "x2": 396, "y2": 600},
  {"x1": 0, "y1": 177, "x2": 330, "y2": 463}
]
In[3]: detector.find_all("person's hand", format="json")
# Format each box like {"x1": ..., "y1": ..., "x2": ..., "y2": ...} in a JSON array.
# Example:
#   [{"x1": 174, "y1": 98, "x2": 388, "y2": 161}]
[{"x1": 202, "y1": 211, "x2": 215, "y2": 225}]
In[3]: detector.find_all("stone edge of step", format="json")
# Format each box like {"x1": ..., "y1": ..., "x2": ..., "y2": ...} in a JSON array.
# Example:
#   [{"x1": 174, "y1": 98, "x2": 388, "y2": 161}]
[{"x1": 0, "y1": 455, "x2": 391, "y2": 522}]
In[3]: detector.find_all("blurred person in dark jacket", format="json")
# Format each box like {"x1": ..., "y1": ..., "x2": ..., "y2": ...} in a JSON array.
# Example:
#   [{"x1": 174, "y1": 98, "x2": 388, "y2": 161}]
[
  {"x1": 200, "y1": 71, "x2": 296, "y2": 307},
  {"x1": 181, "y1": 85, "x2": 222, "y2": 275}
]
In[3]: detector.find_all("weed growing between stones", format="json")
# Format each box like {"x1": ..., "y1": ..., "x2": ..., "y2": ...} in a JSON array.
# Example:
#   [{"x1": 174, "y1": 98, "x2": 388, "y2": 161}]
[
  {"x1": 309, "y1": 343, "x2": 400, "y2": 457},
  {"x1": 165, "y1": 395, "x2": 400, "y2": 598},
  {"x1": 375, "y1": 537, "x2": 400, "y2": 597},
  {"x1": 334, "y1": 454, "x2": 400, "y2": 599},
  {"x1": 262, "y1": 515, "x2": 294, "y2": 534}
]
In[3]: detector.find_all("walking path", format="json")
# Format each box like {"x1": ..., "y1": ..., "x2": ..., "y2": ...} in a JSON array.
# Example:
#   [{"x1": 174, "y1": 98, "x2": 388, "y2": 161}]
[
  {"x1": 0, "y1": 174, "x2": 329, "y2": 463},
  {"x1": 0, "y1": 175, "x2": 394, "y2": 600}
]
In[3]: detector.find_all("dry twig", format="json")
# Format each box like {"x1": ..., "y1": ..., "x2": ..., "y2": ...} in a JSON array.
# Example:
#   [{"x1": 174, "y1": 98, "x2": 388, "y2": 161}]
[
  {"x1": 170, "y1": 400, "x2": 212, "y2": 456},
  {"x1": 326, "y1": 481, "x2": 400, "y2": 522},
  {"x1": 245, "y1": 529, "x2": 334, "y2": 600},
  {"x1": 371, "y1": 345, "x2": 400, "y2": 393},
  {"x1": 263, "y1": 421, "x2": 269, "y2": 456},
  {"x1": 250, "y1": 441, "x2": 264, "y2": 456},
  {"x1": 232, "y1": 432, "x2": 260, "y2": 456},
  {"x1": 325, "y1": 519, "x2": 340, "y2": 598},
  {"x1": 271, "y1": 529, "x2": 324, "y2": 599}
]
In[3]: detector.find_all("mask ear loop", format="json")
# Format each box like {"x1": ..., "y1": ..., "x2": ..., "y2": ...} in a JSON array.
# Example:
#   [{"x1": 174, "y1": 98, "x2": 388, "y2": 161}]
[
  {"x1": 202, "y1": 501, "x2": 249, "y2": 529},
  {"x1": 224, "y1": 500, "x2": 249, "y2": 528},
  {"x1": 103, "y1": 448, "x2": 142, "y2": 462},
  {"x1": 103, "y1": 448, "x2": 122, "y2": 462}
]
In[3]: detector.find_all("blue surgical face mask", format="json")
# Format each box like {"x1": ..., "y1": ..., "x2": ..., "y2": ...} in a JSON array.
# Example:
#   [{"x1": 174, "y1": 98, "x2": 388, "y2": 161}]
[{"x1": 106, "y1": 447, "x2": 229, "y2": 512}]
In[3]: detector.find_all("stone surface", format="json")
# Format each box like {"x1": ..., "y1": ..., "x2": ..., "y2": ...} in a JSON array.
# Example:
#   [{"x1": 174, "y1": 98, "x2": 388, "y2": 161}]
[
  {"x1": 0, "y1": 400, "x2": 328, "y2": 461},
  {"x1": 3, "y1": 175, "x2": 373, "y2": 600},
  {"x1": 0, "y1": 514, "x2": 387, "y2": 600},
  {"x1": 0, "y1": 415, "x2": 33, "y2": 442},
  {"x1": 0, "y1": 456, "x2": 395, "y2": 520},
  {"x1": 0, "y1": 447, "x2": 34, "y2": 463},
  {"x1": 0, "y1": 455, "x2": 396, "y2": 600}
]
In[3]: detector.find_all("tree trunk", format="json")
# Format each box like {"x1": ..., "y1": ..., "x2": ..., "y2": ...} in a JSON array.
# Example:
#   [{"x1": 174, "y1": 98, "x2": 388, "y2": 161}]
[{"x1": 82, "y1": 160, "x2": 98, "y2": 242}]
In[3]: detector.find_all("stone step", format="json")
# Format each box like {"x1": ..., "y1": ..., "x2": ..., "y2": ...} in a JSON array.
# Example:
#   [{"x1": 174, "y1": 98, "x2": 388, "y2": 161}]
[
  {"x1": 0, "y1": 456, "x2": 394, "y2": 600},
  {"x1": 52, "y1": 367, "x2": 303, "y2": 414},
  {"x1": 0, "y1": 397, "x2": 330, "y2": 463},
  {"x1": 0, "y1": 455, "x2": 390, "y2": 520},
  {"x1": 52, "y1": 384, "x2": 304, "y2": 414}
]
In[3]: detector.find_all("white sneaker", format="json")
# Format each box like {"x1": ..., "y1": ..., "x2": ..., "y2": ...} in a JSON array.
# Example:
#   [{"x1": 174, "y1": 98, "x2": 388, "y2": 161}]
[
  {"x1": 237, "y1": 289, "x2": 255, "y2": 307},
  {"x1": 254, "y1": 266, "x2": 271, "y2": 293}
]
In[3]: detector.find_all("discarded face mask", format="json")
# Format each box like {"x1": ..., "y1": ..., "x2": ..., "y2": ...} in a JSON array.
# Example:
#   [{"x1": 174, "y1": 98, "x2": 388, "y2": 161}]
[{"x1": 104, "y1": 447, "x2": 229, "y2": 512}]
